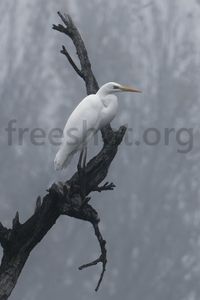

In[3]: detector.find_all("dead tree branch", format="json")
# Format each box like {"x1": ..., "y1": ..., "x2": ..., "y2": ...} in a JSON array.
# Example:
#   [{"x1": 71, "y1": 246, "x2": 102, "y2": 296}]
[{"x1": 0, "y1": 12, "x2": 127, "y2": 300}]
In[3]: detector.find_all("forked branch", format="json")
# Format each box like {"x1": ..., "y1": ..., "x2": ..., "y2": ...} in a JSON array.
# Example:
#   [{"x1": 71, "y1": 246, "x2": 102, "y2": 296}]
[{"x1": 0, "y1": 12, "x2": 127, "y2": 300}]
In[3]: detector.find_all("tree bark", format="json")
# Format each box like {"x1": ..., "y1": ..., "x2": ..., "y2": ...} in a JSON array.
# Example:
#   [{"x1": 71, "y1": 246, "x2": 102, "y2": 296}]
[{"x1": 0, "y1": 252, "x2": 29, "y2": 300}]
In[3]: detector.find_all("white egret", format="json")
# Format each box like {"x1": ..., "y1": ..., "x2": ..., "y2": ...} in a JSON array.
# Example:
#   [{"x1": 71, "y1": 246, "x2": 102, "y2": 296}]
[{"x1": 54, "y1": 82, "x2": 141, "y2": 170}]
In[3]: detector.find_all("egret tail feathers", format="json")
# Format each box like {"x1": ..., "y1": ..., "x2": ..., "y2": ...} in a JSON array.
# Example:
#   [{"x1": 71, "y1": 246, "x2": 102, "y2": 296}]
[{"x1": 54, "y1": 151, "x2": 74, "y2": 170}]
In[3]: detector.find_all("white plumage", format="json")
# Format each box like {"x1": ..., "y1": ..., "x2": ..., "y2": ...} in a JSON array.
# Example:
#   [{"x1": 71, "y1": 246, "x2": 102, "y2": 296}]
[{"x1": 54, "y1": 82, "x2": 141, "y2": 170}]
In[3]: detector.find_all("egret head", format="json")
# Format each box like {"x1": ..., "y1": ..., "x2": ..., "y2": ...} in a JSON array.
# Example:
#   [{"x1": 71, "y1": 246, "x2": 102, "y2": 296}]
[{"x1": 97, "y1": 82, "x2": 142, "y2": 96}]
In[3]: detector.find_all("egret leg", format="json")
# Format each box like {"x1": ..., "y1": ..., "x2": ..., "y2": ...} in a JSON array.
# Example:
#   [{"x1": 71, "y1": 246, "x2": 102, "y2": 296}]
[
  {"x1": 83, "y1": 146, "x2": 87, "y2": 169},
  {"x1": 77, "y1": 146, "x2": 87, "y2": 202},
  {"x1": 78, "y1": 146, "x2": 87, "y2": 172}
]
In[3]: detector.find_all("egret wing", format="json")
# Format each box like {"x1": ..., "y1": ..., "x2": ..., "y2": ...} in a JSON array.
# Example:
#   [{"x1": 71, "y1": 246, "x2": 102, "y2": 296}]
[
  {"x1": 54, "y1": 94, "x2": 101, "y2": 169},
  {"x1": 63, "y1": 94, "x2": 101, "y2": 148}
]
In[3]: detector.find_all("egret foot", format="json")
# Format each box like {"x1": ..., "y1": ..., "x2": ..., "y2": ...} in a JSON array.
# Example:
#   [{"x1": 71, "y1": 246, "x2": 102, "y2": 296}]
[{"x1": 77, "y1": 147, "x2": 87, "y2": 203}]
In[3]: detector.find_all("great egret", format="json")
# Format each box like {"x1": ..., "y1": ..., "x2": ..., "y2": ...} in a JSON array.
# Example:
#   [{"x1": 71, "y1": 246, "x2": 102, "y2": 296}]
[{"x1": 54, "y1": 82, "x2": 141, "y2": 170}]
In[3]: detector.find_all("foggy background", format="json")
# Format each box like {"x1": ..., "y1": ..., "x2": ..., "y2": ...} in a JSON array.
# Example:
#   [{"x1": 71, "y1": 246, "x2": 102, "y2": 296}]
[{"x1": 1, "y1": 0, "x2": 200, "y2": 299}]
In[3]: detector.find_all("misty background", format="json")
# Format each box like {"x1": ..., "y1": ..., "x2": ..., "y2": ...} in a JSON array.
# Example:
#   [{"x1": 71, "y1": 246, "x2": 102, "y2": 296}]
[{"x1": 1, "y1": 0, "x2": 200, "y2": 299}]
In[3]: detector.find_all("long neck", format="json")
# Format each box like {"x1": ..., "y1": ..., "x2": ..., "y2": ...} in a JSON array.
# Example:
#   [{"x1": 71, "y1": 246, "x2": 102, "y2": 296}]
[
  {"x1": 98, "y1": 94, "x2": 119, "y2": 128},
  {"x1": 96, "y1": 88, "x2": 118, "y2": 106},
  {"x1": 100, "y1": 94, "x2": 118, "y2": 108},
  {"x1": 96, "y1": 87, "x2": 107, "y2": 98}
]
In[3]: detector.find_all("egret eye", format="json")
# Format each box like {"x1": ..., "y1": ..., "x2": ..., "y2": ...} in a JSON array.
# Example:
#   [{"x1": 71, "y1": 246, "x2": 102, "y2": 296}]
[{"x1": 113, "y1": 85, "x2": 119, "y2": 89}]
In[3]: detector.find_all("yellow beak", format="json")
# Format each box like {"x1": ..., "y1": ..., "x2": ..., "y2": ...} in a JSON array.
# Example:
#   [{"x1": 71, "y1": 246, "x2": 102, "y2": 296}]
[{"x1": 120, "y1": 85, "x2": 142, "y2": 93}]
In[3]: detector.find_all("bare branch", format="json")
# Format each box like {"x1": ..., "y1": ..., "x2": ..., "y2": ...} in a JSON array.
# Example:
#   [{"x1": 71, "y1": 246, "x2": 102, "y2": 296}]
[
  {"x1": 0, "y1": 223, "x2": 9, "y2": 249},
  {"x1": 79, "y1": 221, "x2": 107, "y2": 292},
  {"x1": 12, "y1": 212, "x2": 20, "y2": 230},
  {"x1": 58, "y1": 11, "x2": 69, "y2": 27},
  {"x1": 53, "y1": 11, "x2": 99, "y2": 95},
  {"x1": 0, "y1": 12, "x2": 128, "y2": 299},
  {"x1": 61, "y1": 46, "x2": 84, "y2": 78},
  {"x1": 92, "y1": 182, "x2": 116, "y2": 193},
  {"x1": 34, "y1": 196, "x2": 42, "y2": 213}
]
